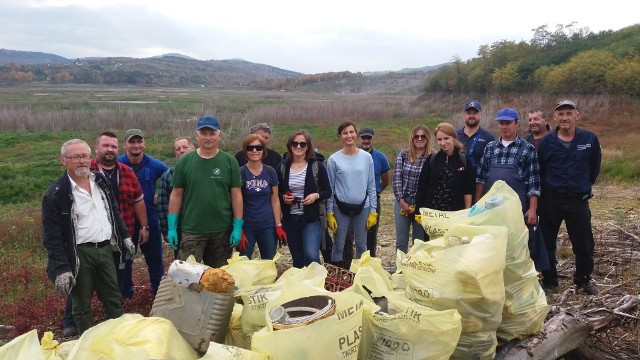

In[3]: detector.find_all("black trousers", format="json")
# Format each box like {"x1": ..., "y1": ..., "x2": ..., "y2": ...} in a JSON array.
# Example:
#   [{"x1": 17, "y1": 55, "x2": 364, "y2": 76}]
[{"x1": 539, "y1": 190, "x2": 595, "y2": 287}]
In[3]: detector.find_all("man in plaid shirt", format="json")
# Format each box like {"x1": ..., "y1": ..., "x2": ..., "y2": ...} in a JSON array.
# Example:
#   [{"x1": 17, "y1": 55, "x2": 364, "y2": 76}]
[
  {"x1": 475, "y1": 108, "x2": 541, "y2": 226},
  {"x1": 158, "y1": 136, "x2": 195, "y2": 258}
]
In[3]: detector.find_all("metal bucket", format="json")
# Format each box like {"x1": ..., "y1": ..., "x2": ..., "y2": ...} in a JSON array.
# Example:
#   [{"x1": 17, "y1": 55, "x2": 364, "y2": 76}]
[{"x1": 150, "y1": 276, "x2": 235, "y2": 353}]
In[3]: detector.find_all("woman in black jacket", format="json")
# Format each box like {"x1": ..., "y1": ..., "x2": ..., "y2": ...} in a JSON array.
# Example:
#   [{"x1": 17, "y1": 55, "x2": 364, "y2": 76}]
[
  {"x1": 277, "y1": 130, "x2": 332, "y2": 267},
  {"x1": 415, "y1": 123, "x2": 475, "y2": 215}
]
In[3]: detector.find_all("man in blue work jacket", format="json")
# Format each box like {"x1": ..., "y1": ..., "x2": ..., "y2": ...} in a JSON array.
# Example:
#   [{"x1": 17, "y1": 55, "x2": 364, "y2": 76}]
[{"x1": 538, "y1": 100, "x2": 601, "y2": 296}]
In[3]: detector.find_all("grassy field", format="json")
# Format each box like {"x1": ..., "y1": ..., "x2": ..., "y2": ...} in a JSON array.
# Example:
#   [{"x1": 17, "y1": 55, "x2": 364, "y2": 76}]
[{"x1": 0, "y1": 85, "x2": 639, "y2": 350}]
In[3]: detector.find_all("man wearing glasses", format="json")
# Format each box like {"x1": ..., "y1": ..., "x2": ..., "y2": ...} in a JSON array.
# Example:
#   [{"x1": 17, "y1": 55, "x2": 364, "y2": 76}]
[
  {"x1": 168, "y1": 115, "x2": 243, "y2": 267},
  {"x1": 42, "y1": 139, "x2": 135, "y2": 335}
]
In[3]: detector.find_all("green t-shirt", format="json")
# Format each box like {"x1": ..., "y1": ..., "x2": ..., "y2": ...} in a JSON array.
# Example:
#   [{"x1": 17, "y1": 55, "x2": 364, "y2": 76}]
[{"x1": 171, "y1": 150, "x2": 242, "y2": 233}]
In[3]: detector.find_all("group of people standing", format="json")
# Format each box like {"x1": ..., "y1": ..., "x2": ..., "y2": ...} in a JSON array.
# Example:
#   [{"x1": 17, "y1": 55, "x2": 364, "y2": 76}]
[{"x1": 42, "y1": 97, "x2": 601, "y2": 337}]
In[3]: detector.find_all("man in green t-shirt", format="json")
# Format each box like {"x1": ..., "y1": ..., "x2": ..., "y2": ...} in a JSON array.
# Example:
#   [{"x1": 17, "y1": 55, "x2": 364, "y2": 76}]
[{"x1": 167, "y1": 115, "x2": 244, "y2": 267}]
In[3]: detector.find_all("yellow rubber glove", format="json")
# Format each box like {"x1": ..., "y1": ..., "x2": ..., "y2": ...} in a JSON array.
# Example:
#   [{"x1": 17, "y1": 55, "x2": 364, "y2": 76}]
[
  {"x1": 408, "y1": 205, "x2": 416, "y2": 214},
  {"x1": 366, "y1": 212, "x2": 378, "y2": 230},
  {"x1": 414, "y1": 214, "x2": 422, "y2": 224},
  {"x1": 327, "y1": 212, "x2": 338, "y2": 233}
]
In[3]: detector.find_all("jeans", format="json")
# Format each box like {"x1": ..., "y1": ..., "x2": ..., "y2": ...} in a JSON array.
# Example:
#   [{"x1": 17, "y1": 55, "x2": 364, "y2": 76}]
[
  {"x1": 332, "y1": 207, "x2": 369, "y2": 262},
  {"x1": 242, "y1": 225, "x2": 277, "y2": 260},
  {"x1": 345, "y1": 195, "x2": 381, "y2": 257},
  {"x1": 539, "y1": 191, "x2": 595, "y2": 287},
  {"x1": 394, "y1": 201, "x2": 425, "y2": 253},
  {"x1": 120, "y1": 219, "x2": 164, "y2": 297},
  {"x1": 283, "y1": 215, "x2": 321, "y2": 268}
]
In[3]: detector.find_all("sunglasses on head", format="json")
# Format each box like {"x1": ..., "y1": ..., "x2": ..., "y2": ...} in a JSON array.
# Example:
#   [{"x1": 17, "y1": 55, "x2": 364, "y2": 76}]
[
  {"x1": 413, "y1": 134, "x2": 427, "y2": 140},
  {"x1": 246, "y1": 145, "x2": 264, "y2": 152},
  {"x1": 291, "y1": 141, "x2": 307, "y2": 149}
]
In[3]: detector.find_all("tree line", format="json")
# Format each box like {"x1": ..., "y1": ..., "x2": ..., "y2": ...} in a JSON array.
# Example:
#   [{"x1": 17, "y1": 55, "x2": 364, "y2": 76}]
[{"x1": 424, "y1": 23, "x2": 640, "y2": 97}]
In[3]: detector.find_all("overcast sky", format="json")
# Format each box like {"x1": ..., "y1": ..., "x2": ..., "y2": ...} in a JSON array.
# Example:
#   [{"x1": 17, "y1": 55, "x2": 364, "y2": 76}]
[{"x1": 1, "y1": 0, "x2": 637, "y2": 74}]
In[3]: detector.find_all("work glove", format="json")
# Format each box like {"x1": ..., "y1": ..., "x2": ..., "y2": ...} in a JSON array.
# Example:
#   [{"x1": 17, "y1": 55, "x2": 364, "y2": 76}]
[
  {"x1": 414, "y1": 214, "x2": 422, "y2": 225},
  {"x1": 275, "y1": 225, "x2": 288, "y2": 247},
  {"x1": 327, "y1": 212, "x2": 338, "y2": 233},
  {"x1": 167, "y1": 213, "x2": 179, "y2": 250},
  {"x1": 366, "y1": 212, "x2": 378, "y2": 230},
  {"x1": 123, "y1": 237, "x2": 135, "y2": 260},
  {"x1": 55, "y1": 271, "x2": 75, "y2": 296},
  {"x1": 229, "y1": 218, "x2": 244, "y2": 248},
  {"x1": 399, "y1": 205, "x2": 415, "y2": 217},
  {"x1": 237, "y1": 230, "x2": 248, "y2": 252}
]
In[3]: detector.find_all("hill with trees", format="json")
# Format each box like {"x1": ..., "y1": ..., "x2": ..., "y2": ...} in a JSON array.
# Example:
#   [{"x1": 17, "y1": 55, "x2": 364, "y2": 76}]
[{"x1": 424, "y1": 23, "x2": 640, "y2": 97}]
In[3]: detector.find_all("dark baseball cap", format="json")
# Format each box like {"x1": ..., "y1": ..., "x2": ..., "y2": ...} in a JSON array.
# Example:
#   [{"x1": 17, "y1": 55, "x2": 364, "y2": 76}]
[
  {"x1": 464, "y1": 100, "x2": 482, "y2": 112},
  {"x1": 359, "y1": 127, "x2": 374, "y2": 137}
]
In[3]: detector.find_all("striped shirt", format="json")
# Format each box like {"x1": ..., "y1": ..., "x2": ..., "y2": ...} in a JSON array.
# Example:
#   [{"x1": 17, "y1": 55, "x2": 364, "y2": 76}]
[{"x1": 288, "y1": 165, "x2": 307, "y2": 215}]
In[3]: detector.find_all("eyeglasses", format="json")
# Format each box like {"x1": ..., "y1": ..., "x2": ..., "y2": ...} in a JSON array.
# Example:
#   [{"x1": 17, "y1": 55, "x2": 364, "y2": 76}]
[
  {"x1": 360, "y1": 136, "x2": 373, "y2": 140},
  {"x1": 246, "y1": 145, "x2": 264, "y2": 152},
  {"x1": 291, "y1": 141, "x2": 307, "y2": 149},
  {"x1": 63, "y1": 154, "x2": 91, "y2": 162},
  {"x1": 413, "y1": 134, "x2": 427, "y2": 140}
]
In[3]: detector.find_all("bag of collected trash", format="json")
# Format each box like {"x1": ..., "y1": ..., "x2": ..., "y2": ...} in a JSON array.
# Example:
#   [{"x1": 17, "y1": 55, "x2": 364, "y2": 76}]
[
  {"x1": 349, "y1": 250, "x2": 393, "y2": 292},
  {"x1": 0, "y1": 329, "x2": 43, "y2": 360},
  {"x1": 251, "y1": 279, "x2": 376, "y2": 359},
  {"x1": 41, "y1": 331, "x2": 76, "y2": 360},
  {"x1": 345, "y1": 266, "x2": 462, "y2": 360},
  {"x1": 66, "y1": 313, "x2": 198, "y2": 359},
  {"x1": 223, "y1": 253, "x2": 280, "y2": 290},
  {"x1": 225, "y1": 303, "x2": 246, "y2": 349},
  {"x1": 275, "y1": 261, "x2": 327, "y2": 288},
  {"x1": 400, "y1": 224, "x2": 507, "y2": 359},
  {"x1": 418, "y1": 181, "x2": 549, "y2": 341},
  {"x1": 200, "y1": 342, "x2": 268, "y2": 360}
]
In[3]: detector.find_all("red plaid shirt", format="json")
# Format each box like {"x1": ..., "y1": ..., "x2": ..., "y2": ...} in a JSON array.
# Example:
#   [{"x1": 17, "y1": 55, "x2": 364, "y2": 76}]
[{"x1": 91, "y1": 158, "x2": 144, "y2": 235}]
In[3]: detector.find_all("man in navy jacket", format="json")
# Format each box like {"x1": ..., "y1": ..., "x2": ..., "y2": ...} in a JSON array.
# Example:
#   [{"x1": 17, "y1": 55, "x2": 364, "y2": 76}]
[{"x1": 538, "y1": 100, "x2": 601, "y2": 296}]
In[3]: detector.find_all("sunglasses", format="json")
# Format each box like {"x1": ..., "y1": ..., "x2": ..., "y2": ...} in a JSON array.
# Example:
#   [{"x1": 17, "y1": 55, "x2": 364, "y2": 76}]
[
  {"x1": 291, "y1": 141, "x2": 308, "y2": 149},
  {"x1": 246, "y1": 145, "x2": 264, "y2": 152},
  {"x1": 413, "y1": 134, "x2": 427, "y2": 140}
]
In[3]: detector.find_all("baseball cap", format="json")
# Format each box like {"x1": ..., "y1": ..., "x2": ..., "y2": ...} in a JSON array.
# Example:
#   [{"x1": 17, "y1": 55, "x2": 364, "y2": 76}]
[
  {"x1": 554, "y1": 100, "x2": 578, "y2": 110},
  {"x1": 464, "y1": 100, "x2": 482, "y2": 112},
  {"x1": 196, "y1": 115, "x2": 220, "y2": 131},
  {"x1": 124, "y1": 129, "x2": 144, "y2": 142},
  {"x1": 359, "y1": 127, "x2": 374, "y2": 137},
  {"x1": 495, "y1": 108, "x2": 520, "y2": 121}
]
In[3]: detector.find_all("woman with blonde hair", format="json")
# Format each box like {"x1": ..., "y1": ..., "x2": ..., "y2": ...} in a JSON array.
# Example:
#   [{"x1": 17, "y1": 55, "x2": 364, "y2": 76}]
[
  {"x1": 415, "y1": 122, "x2": 475, "y2": 218},
  {"x1": 392, "y1": 124, "x2": 432, "y2": 253}
]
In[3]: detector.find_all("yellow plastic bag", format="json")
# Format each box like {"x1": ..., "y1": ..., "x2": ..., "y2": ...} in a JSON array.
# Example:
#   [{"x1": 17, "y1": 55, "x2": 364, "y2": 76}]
[
  {"x1": 199, "y1": 342, "x2": 268, "y2": 360},
  {"x1": 223, "y1": 253, "x2": 280, "y2": 290},
  {"x1": 401, "y1": 224, "x2": 508, "y2": 359},
  {"x1": 225, "y1": 303, "x2": 246, "y2": 349},
  {"x1": 419, "y1": 181, "x2": 549, "y2": 341},
  {"x1": 349, "y1": 251, "x2": 393, "y2": 292},
  {"x1": 40, "y1": 331, "x2": 77, "y2": 360},
  {"x1": 251, "y1": 280, "x2": 377, "y2": 360},
  {"x1": 0, "y1": 329, "x2": 44, "y2": 360},
  {"x1": 275, "y1": 261, "x2": 327, "y2": 288},
  {"x1": 67, "y1": 314, "x2": 198, "y2": 360}
]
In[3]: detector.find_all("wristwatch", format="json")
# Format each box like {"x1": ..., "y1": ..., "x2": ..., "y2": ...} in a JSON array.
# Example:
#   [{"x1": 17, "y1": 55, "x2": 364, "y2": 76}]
[{"x1": 141, "y1": 226, "x2": 150, "y2": 231}]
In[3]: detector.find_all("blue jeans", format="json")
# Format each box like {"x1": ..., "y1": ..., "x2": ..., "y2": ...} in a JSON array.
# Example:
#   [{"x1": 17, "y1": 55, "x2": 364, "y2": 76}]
[
  {"x1": 121, "y1": 219, "x2": 164, "y2": 297},
  {"x1": 394, "y1": 201, "x2": 425, "y2": 253},
  {"x1": 283, "y1": 215, "x2": 321, "y2": 268},
  {"x1": 332, "y1": 207, "x2": 369, "y2": 262},
  {"x1": 242, "y1": 225, "x2": 277, "y2": 260}
]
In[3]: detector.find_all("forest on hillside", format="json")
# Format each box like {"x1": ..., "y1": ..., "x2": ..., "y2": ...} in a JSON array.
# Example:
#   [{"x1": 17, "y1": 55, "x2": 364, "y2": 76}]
[{"x1": 425, "y1": 23, "x2": 640, "y2": 97}]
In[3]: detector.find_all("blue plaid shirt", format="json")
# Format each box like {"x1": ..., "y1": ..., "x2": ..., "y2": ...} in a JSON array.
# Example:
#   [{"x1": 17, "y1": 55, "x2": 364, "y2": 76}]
[
  {"x1": 393, "y1": 149, "x2": 428, "y2": 201},
  {"x1": 476, "y1": 136, "x2": 541, "y2": 198}
]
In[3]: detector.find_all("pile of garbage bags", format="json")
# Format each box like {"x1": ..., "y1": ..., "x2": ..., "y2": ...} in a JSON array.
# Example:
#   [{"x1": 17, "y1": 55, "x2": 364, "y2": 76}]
[{"x1": 0, "y1": 181, "x2": 548, "y2": 360}]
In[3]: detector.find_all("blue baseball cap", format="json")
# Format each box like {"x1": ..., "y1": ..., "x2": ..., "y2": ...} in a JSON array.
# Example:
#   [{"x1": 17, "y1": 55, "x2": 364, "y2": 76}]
[
  {"x1": 196, "y1": 115, "x2": 220, "y2": 131},
  {"x1": 464, "y1": 100, "x2": 482, "y2": 112},
  {"x1": 495, "y1": 108, "x2": 519, "y2": 121}
]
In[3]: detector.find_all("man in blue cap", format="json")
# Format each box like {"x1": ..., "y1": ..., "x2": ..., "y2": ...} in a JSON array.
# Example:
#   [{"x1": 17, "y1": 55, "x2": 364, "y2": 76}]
[
  {"x1": 475, "y1": 108, "x2": 541, "y2": 224},
  {"x1": 456, "y1": 100, "x2": 496, "y2": 173},
  {"x1": 167, "y1": 115, "x2": 244, "y2": 267}
]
